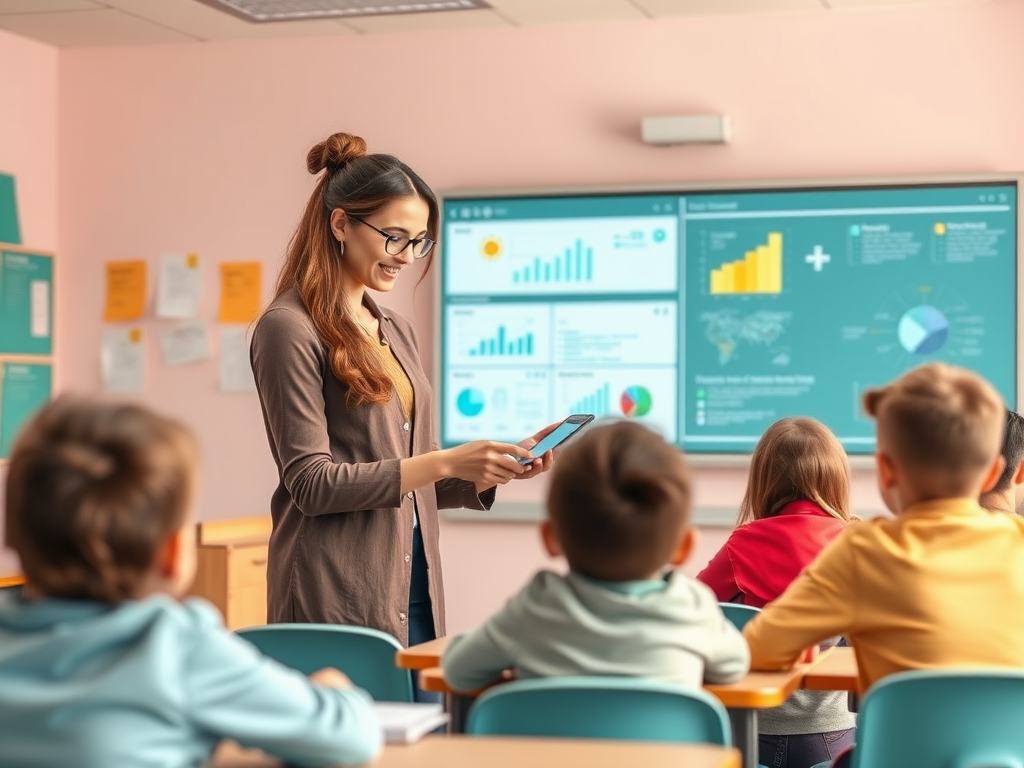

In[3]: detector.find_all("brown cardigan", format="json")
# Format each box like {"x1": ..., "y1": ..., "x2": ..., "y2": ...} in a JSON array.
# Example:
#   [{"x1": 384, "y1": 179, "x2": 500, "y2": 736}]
[{"x1": 250, "y1": 287, "x2": 493, "y2": 645}]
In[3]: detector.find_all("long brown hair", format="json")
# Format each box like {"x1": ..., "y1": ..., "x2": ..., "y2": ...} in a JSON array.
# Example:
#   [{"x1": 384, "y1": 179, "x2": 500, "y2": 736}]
[
  {"x1": 737, "y1": 417, "x2": 852, "y2": 525},
  {"x1": 274, "y1": 132, "x2": 439, "y2": 406}
]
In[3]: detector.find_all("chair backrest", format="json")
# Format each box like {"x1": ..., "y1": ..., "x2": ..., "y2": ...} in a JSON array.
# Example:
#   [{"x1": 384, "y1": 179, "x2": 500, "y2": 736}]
[
  {"x1": 236, "y1": 624, "x2": 413, "y2": 702},
  {"x1": 718, "y1": 602, "x2": 761, "y2": 630},
  {"x1": 852, "y1": 670, "x2": 1024, "y2": 768},
  {"x1": 466, "y1": 676, "x2": 731, "y2": 745}
]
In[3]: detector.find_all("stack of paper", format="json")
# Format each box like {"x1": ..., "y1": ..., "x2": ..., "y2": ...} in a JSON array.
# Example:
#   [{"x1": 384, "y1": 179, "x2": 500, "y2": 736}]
[{"x1": 373, "y1": 702, "x2": 448, "y2": 745}]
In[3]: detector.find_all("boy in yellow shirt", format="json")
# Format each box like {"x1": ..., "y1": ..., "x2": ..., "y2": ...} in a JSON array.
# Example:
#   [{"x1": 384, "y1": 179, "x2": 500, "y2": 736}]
[{"x1": 744, "y1": 363, "x2": 1024, "y2": 697}]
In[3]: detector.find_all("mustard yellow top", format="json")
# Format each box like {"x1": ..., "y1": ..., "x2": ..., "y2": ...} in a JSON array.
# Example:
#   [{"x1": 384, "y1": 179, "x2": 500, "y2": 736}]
[
  {"x1": 744, "y1": 498, "x2": 1024, "y2": 692},
  {"x1": 369, "y1": 333, "x2": 414, "y2": 421}
]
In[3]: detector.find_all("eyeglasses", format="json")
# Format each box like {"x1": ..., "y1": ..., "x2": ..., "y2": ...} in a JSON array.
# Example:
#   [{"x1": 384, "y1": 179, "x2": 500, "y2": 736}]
[{"x1": 349, "y1": 215, "x2": 435, "y2": 259}]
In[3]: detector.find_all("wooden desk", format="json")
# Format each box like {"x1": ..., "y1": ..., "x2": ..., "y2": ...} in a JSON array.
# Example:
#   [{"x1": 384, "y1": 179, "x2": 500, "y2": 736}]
[
  {"x1": 407, "y1": 645, "x2": 809, "y2": 768},
  {"x1": 0, "y1": 573, "x2": 24, "y2": 589},
  {"x1": 0, "y1": 561, "x2": 24, "y2": 590},
  {"x1": 801, "y1": 646, "x2": 858, "y2": 692},
  {"x1": 395, "y1": 636, "x2": 448, "y2": 670},
  {"x1": 189, "y1": 517, "x2": 272, "y2": 630},
  {"x1": 213, "y1": 735, "x2": 741, "y2": 768}
]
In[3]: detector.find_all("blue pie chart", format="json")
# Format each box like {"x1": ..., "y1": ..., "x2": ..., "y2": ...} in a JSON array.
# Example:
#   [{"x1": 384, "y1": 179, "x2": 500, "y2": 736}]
[
  {"x1": 898, "y1": 305, "x2": 949, "y2": 355},
  {"x1": 456, "y1": 388, "x2": 485, "y2": 417}
]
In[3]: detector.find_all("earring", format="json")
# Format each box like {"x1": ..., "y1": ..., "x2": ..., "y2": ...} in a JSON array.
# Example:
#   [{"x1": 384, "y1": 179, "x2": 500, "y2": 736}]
[{"x1": 338, "y1": 241, "x2": 345, "y2": 256}]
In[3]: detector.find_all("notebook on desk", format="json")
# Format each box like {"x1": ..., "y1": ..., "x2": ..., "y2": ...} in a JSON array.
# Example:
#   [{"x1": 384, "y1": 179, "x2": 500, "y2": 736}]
[{"x1": 374, "y1": 702, "x2": 449, "y2": 744}]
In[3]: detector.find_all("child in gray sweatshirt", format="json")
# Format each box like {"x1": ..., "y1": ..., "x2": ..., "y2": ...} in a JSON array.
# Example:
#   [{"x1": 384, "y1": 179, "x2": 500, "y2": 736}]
[{"x1": 442, "y1": 421, "x2": 749, "y2": 691}]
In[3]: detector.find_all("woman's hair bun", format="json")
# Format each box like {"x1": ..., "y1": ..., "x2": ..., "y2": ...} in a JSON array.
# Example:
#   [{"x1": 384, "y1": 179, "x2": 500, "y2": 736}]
[{"x1": 307, "y1": 132, "x2": 368, "y2": 175}]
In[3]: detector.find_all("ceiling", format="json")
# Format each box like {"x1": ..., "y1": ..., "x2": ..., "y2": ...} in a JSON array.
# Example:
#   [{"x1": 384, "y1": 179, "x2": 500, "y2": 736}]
[{"x1": 0, "y1": 0, "x2": 1012, "y2": 48}]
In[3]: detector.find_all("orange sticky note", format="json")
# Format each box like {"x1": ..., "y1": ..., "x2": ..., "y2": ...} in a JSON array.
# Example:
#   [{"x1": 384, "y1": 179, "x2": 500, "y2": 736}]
[
  {"x1": 104, "y1": 260, "x2": 147, "y2": 321},
  {"x1": 218, "y1": 262, "x2": 262, "y2": 323}
]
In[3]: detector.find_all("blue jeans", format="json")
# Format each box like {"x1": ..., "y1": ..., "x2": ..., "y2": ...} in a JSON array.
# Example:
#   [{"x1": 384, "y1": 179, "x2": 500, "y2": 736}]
[
  {"x1": 760, "y1": 729, "x2": 856, "y2": 768},
  {"x1": 408, "y1": 524, "x2": 441, "y2": 705}
]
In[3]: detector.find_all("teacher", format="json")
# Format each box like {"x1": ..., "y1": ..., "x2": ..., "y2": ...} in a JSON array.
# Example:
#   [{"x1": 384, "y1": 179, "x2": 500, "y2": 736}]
[{"x1": 250, "y1": 132, "x2": 552, "y2": 660}]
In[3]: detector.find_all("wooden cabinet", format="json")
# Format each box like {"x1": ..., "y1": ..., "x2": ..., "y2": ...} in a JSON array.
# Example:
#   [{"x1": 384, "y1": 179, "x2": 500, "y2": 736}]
[{"x1": 189, "y1": 516, "x2": 272, "y2": 630}]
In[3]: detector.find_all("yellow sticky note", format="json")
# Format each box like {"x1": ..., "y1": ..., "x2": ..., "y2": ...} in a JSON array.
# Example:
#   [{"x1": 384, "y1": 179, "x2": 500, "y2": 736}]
[
  {"x1": 129, "y1": 328, "x2": 142, "y2": 344},
  {"x1": 104, "y1": 260, "x2": 147, "y2": 321},
  {"x1": 186, "y1": 253, "x2": 199, "y2": 269},
  {"x1": 219, "y1": 262, "x2": 262, "y2": 323}
]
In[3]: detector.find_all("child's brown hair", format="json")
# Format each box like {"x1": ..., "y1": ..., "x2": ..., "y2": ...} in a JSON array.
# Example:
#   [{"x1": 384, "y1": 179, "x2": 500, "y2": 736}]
[
  {"x1": 863, "y1": 362, "x2": 1004, "y2": 492},
  {"x1": 737, "y1": 417, "x2": 852, "y2": 526},
  {"x1": 546, "y1": 421, "x2": 691, "y2": 581},
  {"x1": 4, "y1": 395, "x2": 198, "y2": 603}
]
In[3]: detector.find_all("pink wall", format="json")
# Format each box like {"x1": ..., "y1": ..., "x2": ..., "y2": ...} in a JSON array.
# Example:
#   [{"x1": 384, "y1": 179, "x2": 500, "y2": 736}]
[
  {"x1": 0, "y1": 27, "x2": 58, "y2": 568},
  {"x1": 46, "y1": 1, "x2": 1024, "y2": 629}
]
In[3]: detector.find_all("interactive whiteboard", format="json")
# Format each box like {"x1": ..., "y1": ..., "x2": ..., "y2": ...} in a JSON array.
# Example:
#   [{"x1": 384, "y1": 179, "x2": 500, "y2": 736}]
[{"x1": 438, "y1": 179, "x2": 1019, "y2": 456}]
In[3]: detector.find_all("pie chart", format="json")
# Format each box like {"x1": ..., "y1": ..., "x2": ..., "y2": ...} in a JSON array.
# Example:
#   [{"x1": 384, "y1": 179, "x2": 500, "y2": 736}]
[
  {"x1": 898, "y1": 306, "x2": 949, "y2": 355},
  {"x1": 456, "y1": 388, "x2": 485, "y2": 417},
  {"x1": 620, "y1": 386, "x2": 653, "y2": 418}
]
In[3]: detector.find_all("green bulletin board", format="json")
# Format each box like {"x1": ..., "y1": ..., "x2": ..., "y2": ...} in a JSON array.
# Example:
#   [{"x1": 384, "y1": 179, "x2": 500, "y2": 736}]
[
  {"x1": 0, "y1": 247, "x2": 53, "y2": 355},
  {"x1": 0, "y1": 361, "x2": 52, "y2": 459},
  {"x1": 0, "y1": 174, "x2": 19, "y2": 245}
]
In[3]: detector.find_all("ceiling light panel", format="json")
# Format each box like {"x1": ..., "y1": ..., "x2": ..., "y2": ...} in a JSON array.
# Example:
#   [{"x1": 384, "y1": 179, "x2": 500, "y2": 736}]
[{"x1": 197, "y1": 0, "x2": 490, "y2": 22}]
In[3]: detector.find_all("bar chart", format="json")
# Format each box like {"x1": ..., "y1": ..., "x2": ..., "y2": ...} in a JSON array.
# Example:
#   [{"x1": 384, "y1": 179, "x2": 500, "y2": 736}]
[
  {"x1": 511, "y1": 240, "x2": 594, "y2": 286},
  {"x1": 710, "y1": 232, "x2": 783, "y2": 295},
  {"x1": 446, "y1": 304, "x2": 551, "y2": 366},
  {"x1": 445, "y1": 216, "x2": 678, "y2": 296},
  {"x1": 468, "y1": 326, "x2": 535, "y2": 357},
  {"x1": 570, "y1": 383, "x2": 610, "y2": 415}
]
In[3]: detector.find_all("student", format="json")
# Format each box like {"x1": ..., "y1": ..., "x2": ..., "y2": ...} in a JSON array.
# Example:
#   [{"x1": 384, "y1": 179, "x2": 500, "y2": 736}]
[
  {"x1": 0, "y1": 397, "x2": 382, "y2": 768},
  {"x1": 744, "y1": 362, "x2": 1024, "y2": 695},
  {"x1": 980, "y1": 409, "x2": 1024, "y2": 514},
  {"x1": 441, "y1": 421, "x2": 750, "y2": 692},
  {"x1": 698, "y1": 418, "x2": 856, "y2": 768}
]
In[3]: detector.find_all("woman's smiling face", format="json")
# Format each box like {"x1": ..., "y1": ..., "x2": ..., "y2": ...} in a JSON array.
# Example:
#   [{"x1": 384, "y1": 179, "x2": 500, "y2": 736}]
[{"x1": 334, "y1": 195, "x2": 431, "y2": 295}]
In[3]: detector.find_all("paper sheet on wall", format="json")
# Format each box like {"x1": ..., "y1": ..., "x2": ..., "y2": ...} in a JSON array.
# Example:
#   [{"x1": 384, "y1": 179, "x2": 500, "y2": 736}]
[
  {"x1": 218, "y1": 262, "x2": 261, "y2": 323},
  {"x1": 218, "y1": 326, "x2": 256, "y2": 393},
  {"x1": 30, "y1": 280, "x2": 49, "y2": 338},
  {"x1": 102, "y1": 327, "x2": 145, "y2": 393},
  {"x1": 104, "y1": 260, "x2": 147, "y2": 321},
  {"x1": 156, "y1": 253, "x2": 202, "y2": 319},
  {"x1": 160, "y1": 320, "x2": 210, "y2": 367}
]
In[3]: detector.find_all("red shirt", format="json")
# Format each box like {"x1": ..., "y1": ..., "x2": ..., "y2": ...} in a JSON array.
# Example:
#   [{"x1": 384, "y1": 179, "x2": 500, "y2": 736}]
[{"x1": 697, "y1": 500, "x2": 848, "y2": 608}]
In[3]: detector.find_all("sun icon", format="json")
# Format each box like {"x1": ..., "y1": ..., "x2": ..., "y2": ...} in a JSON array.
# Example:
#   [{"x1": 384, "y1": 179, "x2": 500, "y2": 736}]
[{"x1": 480, "y1": 237, "x2": 503, "y2": 260}]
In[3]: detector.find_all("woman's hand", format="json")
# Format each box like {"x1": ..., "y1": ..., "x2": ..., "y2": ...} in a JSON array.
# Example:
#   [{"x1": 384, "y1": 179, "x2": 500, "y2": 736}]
[
  {"x1": 441, "y1": 440, "x2": 533, "y2": 488},
  {"x1": 513, "y1": 422, "x2": 559, "y2": 481}
]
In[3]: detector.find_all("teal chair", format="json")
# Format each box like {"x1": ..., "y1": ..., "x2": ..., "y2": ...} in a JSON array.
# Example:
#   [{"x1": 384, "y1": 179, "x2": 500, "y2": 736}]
[
  {"x1": 719, "y1": 602, "x2": 761, "y2": 630},
  {"x1": 236, "y1": 624, "x2": 413, "y2": 702},
  {"x1": 850, "y1": 670, "x2": 1024, "y2": 768},
  {"x1": 465, "y1": 676, "x2": 731, "y2": 745}
]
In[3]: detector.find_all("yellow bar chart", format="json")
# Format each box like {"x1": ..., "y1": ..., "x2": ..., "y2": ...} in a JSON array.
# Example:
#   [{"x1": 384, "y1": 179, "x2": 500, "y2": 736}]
[{"x1": 710, "y1": 232, "x2": 783, "y2": 295}]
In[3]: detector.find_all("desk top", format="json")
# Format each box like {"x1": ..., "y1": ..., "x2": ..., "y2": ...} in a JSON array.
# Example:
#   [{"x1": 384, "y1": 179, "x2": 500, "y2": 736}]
[
  {"x1": 418, "y1": 663, "x2": 809, "y2": 710},
  {"x1": 213, "y1": 735, "x2": 740, "y2": 768},
  {"x1": 396, "y1": 636, "x2": 448, "y2": 670},
  {"x1": 0, "y1": 549, "x2": 23, "y2": 588},
  {"x1": 801, "y1": 647, "x2": 858, "y2": 692}
]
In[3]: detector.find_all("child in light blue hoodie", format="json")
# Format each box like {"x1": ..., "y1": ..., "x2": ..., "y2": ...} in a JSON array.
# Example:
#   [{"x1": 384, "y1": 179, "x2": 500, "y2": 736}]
[{"x1": 0, "y1": 396, "x2": 381, "y2": 768}]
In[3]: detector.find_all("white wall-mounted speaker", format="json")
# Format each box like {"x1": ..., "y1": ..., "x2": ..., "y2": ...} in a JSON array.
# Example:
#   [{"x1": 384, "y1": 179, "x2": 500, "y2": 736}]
[{"x1": 640, "y1": 115, "x2": 732, "y2": 146}]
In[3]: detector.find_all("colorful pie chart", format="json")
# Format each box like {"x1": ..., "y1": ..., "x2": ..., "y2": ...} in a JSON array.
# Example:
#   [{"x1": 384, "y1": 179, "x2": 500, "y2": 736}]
[
  {"x1": 620, "y1": 386, "x2": 653, "y2": 418},
  {"x1": 898, "y1": 306, "x2": 949, "y2": 355},
  {"x1": 456, "y1": 388, "x2": 485, "y2": 417}
]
